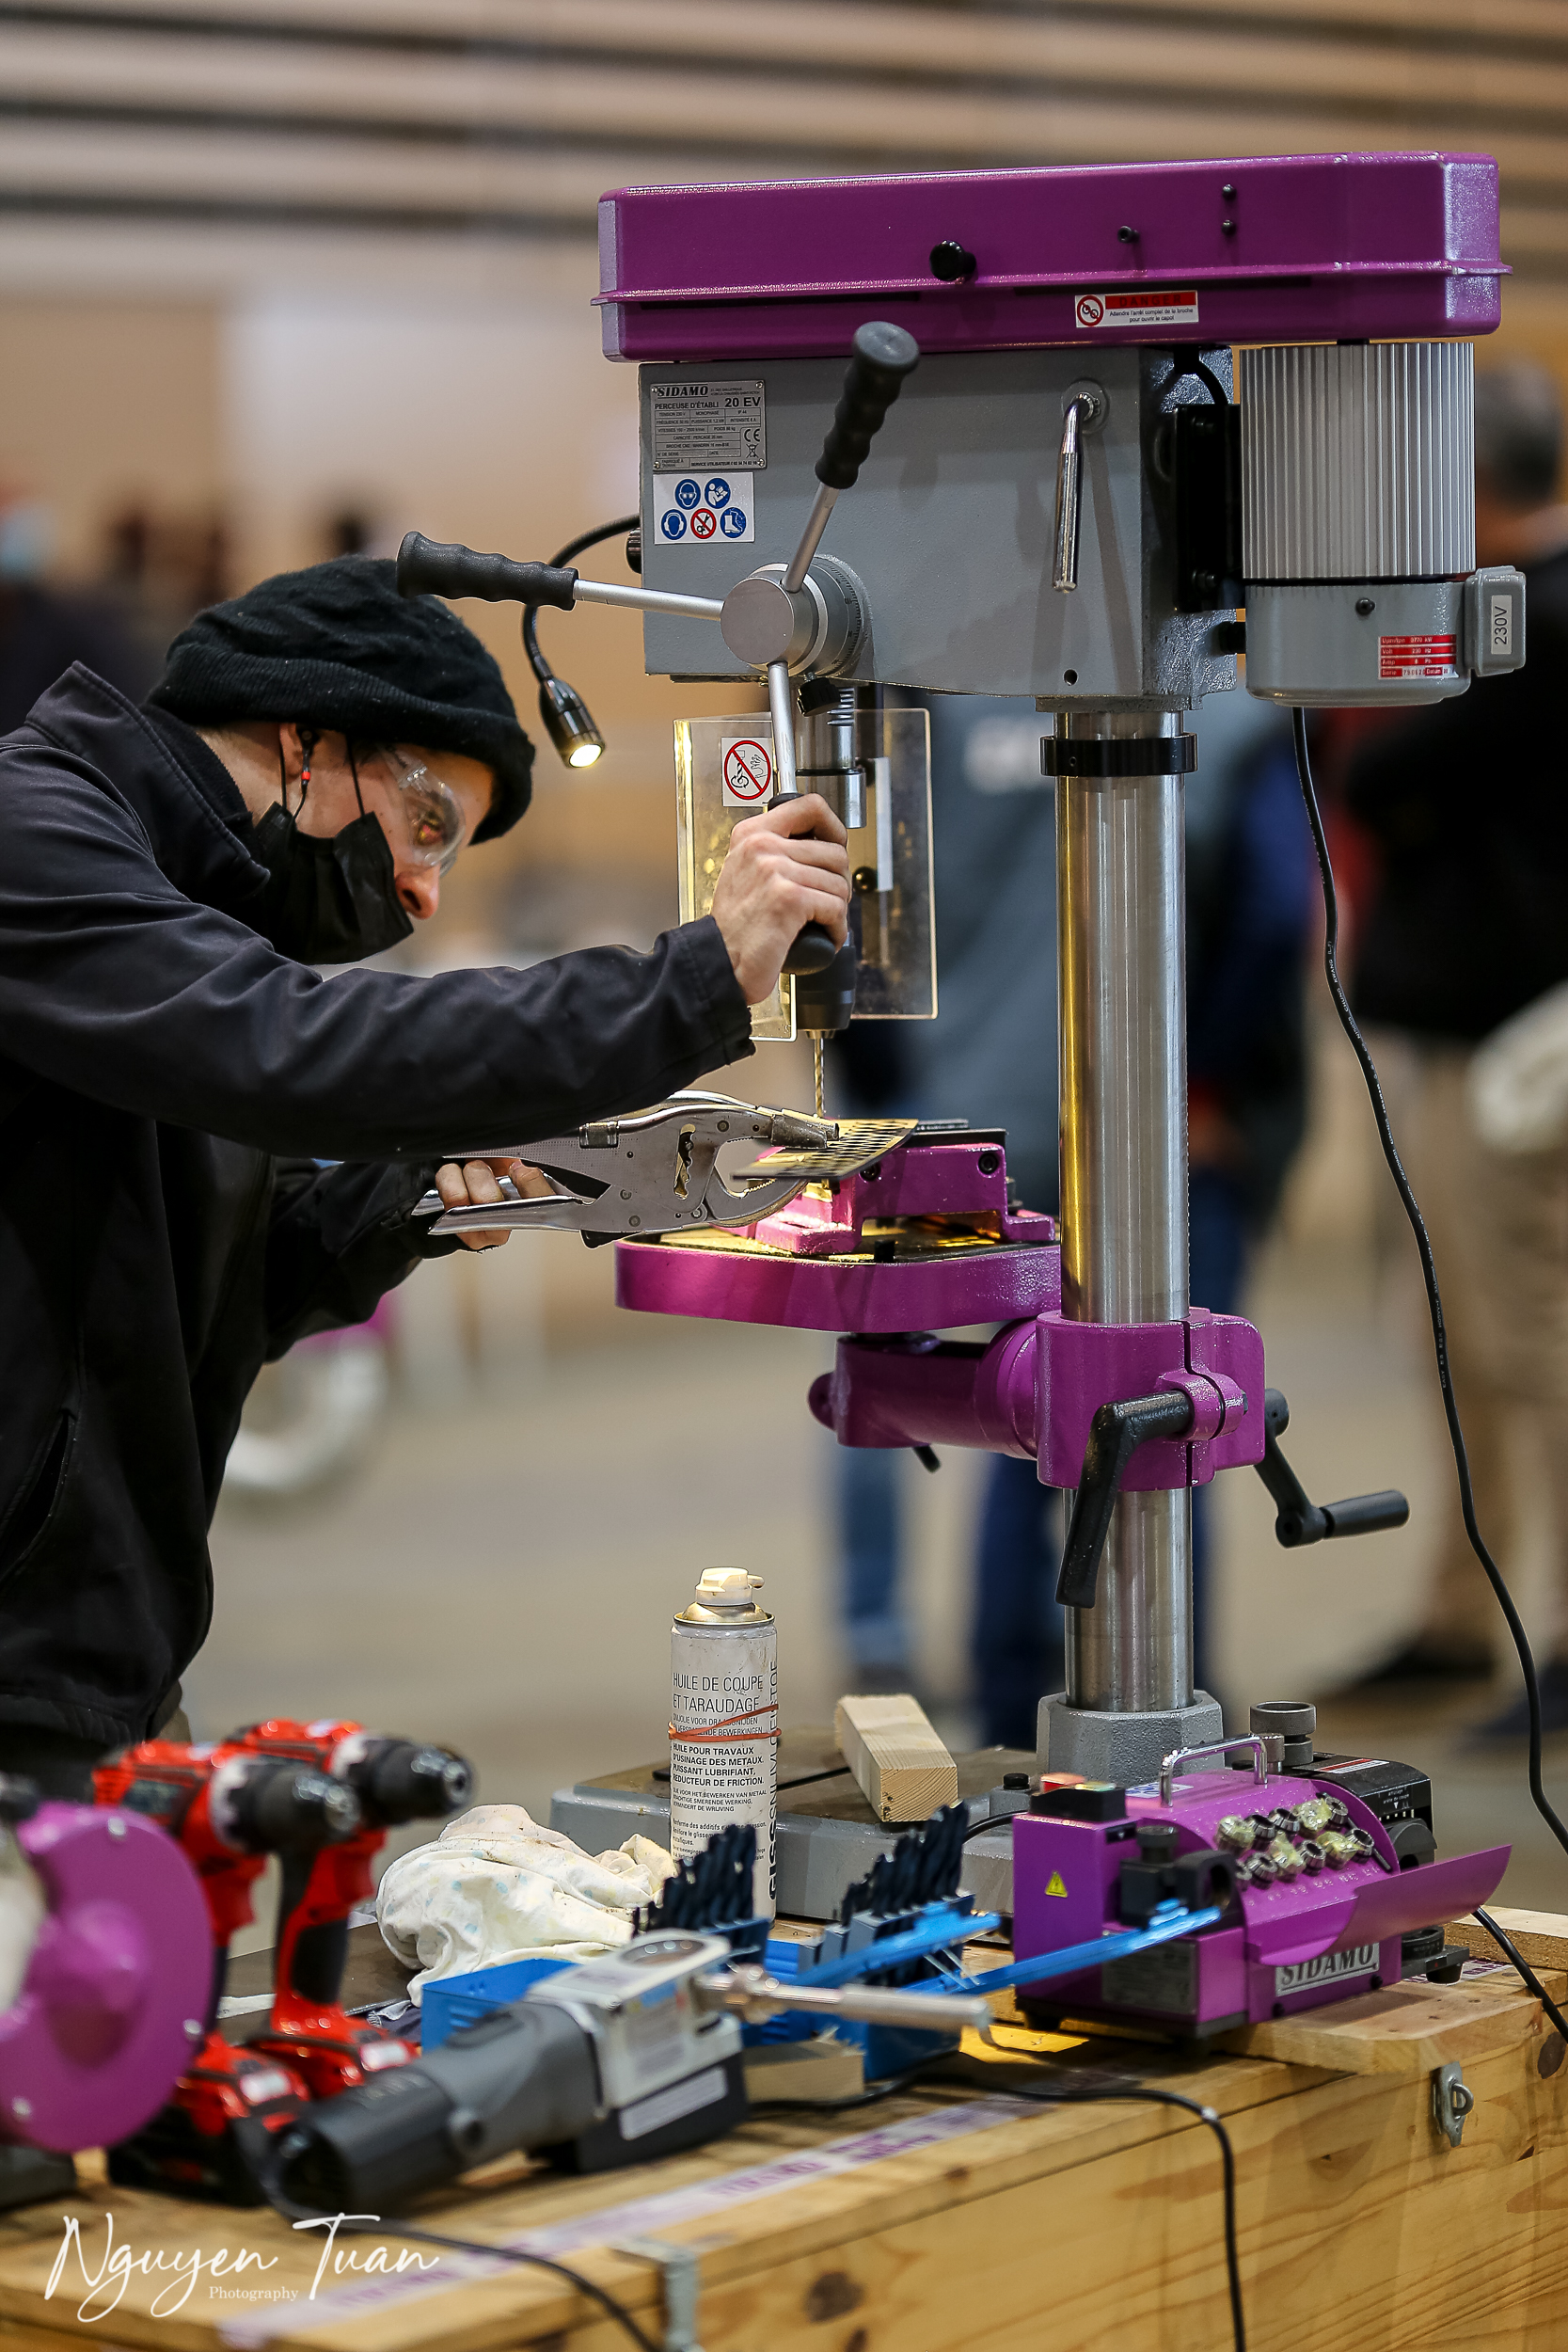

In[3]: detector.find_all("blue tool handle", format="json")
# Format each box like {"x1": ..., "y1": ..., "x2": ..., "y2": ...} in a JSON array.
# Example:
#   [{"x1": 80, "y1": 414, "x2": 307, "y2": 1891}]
[{"x1": 943, "y1": 1902, "x2": 1222, "y2": 1998}]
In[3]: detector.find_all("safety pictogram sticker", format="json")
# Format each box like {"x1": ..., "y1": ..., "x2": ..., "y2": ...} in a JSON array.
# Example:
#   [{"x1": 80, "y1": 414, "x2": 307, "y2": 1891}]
[
  {"x1": 1045, "y1": 1871, "x2": 1069, "y2": 1898},
  {"x1": 721, "y1": 736, "x2": 774, "y2": 806},
  {"x1": 653, "y1": 471, "x2": 754, "y2": 546},
  {"x1": 1074, "y1": 289, "x2": 1199, "y2": 330},
  {"x1": 1379, "y1": 631, "x2": 1458, "y2": 681}
]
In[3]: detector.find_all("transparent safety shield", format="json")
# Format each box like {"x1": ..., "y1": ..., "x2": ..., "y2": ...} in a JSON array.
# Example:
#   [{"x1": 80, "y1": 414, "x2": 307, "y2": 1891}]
[{"x1": 674, "y1": 704, "x2": 936, "y2": 1044}]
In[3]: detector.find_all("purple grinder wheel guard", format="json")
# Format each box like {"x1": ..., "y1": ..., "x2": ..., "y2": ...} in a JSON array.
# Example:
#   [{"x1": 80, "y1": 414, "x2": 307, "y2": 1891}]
[{"x1": 0, "y1": 1803, "x2": 210, "y2": 2152}]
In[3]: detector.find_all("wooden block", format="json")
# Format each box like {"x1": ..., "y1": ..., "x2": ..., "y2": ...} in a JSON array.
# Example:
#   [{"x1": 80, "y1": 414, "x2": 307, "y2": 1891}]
[
  {"x1": 1446, "y1": 1904, "x2": 1568, "y2": 1975},
  {"x1": 1216, "y1": 1971, "x2": 1546, "y2": 2074},
  {"x1": 834, "y1": 1693, "x2": 958, "y2": 1823}
]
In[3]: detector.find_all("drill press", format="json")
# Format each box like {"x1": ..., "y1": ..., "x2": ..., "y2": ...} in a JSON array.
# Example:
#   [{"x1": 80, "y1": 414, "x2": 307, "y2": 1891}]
[{"x1": 402, "y1": 153, "x2": 1520, "y2": 1992}]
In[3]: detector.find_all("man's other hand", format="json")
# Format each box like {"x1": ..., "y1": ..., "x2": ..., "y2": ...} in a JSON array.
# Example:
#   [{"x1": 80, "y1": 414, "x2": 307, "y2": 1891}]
[
  {"x1": 709, "y1": 794, "x2": 850, "y2": 1005},
  {"x1": 433, "y1": 1157, "x2": 554, "y2": 1250}
]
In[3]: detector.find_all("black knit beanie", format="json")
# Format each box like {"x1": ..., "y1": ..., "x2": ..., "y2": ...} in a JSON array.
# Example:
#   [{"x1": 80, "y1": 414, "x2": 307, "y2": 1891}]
[{"x1": 147, "y1": 554, "x2": 532, "y2": 841}]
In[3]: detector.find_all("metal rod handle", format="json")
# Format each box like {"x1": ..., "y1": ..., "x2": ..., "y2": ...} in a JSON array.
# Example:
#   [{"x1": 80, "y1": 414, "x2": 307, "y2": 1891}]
[
  {"x1": 572, "y1": 578, "x2": 724, "y2": 619},
  {"x1": 782, "y1": 484, "x2": 839, "y2": 596},
  {"x1": 1159, "y1": 1733, "x2": 1267, "y2": 1806},
  {"x1": 1053, "y1": 397, "x2": 1091, "y2": 593},
  {"x1": 768, "y1": 658, "x2": 799, "y2": 796},
  {"x1": 700, "y1": 1963, "x2": 988, "y2": 2033}
]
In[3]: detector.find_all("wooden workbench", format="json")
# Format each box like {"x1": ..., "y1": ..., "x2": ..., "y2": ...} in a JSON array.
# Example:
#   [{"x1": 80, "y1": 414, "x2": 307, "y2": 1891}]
[{"x1": 1, "y1": 1909, "x2": 1563, "y2": 2351}]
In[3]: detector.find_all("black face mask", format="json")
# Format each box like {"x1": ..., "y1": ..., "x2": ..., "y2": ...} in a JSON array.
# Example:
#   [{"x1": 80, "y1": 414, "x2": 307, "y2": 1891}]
[{"x1": 248, "y1": 750, "x2": 414, "y2": 964}]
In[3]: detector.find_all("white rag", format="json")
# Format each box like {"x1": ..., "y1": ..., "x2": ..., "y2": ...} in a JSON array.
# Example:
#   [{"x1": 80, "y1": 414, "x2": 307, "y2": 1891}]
[
  {"x1": 1468, "y1": 979, "x2": 1568, "y2": 1155},
  {"x1": 375, "y1": 1803, "x2": 675, "y2": 2002}
]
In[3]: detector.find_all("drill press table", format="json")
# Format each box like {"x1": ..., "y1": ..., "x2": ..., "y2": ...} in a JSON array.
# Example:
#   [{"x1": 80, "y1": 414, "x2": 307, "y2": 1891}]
[{"x1": 1, "y1": 1912, "x2": 1562, "y2": 2351}]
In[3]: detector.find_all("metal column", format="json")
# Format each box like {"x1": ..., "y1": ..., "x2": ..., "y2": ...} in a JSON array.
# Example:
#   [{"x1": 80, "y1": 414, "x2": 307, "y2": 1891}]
[{"x1": 1039, "y1": 709, "x2": 1222, "y2": 1784}]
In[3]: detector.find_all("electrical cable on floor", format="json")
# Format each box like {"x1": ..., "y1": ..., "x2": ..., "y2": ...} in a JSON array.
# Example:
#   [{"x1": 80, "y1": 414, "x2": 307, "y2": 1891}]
[
  {"x1": 1291, "y1": 708, "x2": 1568, "y2": 1873},
  {"x1": 1473, "y1": 1903, "x2": 1568, "y2": 2045}
]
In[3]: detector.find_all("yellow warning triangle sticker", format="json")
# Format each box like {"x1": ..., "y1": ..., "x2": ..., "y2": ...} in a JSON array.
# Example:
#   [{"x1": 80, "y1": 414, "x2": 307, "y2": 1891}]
[{"x1": 1045, "y1": 1871, "x2": 1069, "y2": 1898}]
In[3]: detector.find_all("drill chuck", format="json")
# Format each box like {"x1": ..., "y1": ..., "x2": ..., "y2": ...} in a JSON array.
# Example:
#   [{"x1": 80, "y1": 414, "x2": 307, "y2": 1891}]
[
  {"x1": 232, "y1": 1763, "x2": 360, "y2": 1853},
  {"x1": 353, "y1": 1740, "x2": 472, "y2": 1826},
  {"x1": 272, "y1": 2000, "x2": 598, "y2": 2213}
]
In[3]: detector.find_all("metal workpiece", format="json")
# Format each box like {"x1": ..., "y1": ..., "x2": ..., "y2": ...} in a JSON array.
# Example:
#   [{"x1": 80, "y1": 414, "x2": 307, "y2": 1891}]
[
  {"x1": 1240, "y1": 342, "x2": 1474, "y2": 585},
  {"x1": 1056, "y1": 710, "x2": 1192, "y2": 1728}
]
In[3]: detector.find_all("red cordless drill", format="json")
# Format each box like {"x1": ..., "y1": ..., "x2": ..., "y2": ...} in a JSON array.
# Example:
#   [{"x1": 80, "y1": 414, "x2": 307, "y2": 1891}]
[
  {"x1": 236, "y1": 1719, "x2": 472, "y2": 2097},
  {"x1": 92, "y1": 1736, "x2": 361, "y2": 2202}
]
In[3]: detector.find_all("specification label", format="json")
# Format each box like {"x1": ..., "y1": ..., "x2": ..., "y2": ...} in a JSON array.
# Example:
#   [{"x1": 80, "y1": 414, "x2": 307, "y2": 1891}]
[
  {"x1": 651, "y1": 378, "x2": 766, "y2": 472},
  {"x1": 1379, "y1": 632, "x2": 1458, "y2": 680}
]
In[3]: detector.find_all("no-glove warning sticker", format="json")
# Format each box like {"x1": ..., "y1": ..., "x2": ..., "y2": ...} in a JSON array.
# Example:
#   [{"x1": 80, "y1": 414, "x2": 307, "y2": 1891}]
[{"x1": 721, "y1": 735, "x2": 774, "y2": 806}]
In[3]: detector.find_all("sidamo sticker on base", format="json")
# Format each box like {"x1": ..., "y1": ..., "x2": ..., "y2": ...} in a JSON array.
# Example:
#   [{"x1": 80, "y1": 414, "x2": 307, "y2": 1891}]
[{"x1": 1274, "y1": 1942, "x2": 1380, "y2": 1998}]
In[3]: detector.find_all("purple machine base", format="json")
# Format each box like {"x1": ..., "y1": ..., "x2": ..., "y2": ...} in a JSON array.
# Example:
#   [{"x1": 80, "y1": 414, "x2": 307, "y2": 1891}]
[
  {"x1": 1011, "y1": 1777, "x2": 1509, "y2": 2036},
  {"x1": 598, "y1": 152, "x2": 1502, "y2": 360},
  {"x1": 0, "y1": 1802, "x2": 210, "y2": 2153}
]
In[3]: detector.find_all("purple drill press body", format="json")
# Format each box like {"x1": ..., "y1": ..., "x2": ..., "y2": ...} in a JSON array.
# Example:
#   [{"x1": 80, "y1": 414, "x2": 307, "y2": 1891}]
[{"x1": 599, "y1": 151, "x2": 1501, "y2": 359}]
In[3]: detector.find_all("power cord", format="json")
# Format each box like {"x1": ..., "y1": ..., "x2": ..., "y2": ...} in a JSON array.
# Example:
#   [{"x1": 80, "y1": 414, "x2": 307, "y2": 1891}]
[
  {"x1": 522, "y1": 515, "x2": 638, "y2": 688},
  {"x1": 1473, "y1": 1903, "x2": 1568, "y2": 2046},
  {"x1": 992, "y1": 2082, "x2": 1245, "y2": 2352},
  {"x1": 324, "y1": 2216, "x2": 661, "y2": 2352},
  {"x1": 1291, "y1": 709, "x2": 1568, "y2": 1871}
]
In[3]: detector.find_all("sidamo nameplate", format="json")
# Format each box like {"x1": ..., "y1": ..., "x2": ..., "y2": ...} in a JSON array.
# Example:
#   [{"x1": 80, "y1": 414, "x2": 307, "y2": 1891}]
[{"x1": 1274, "y1": 1942, "x2": 1379, "y2": 1998}]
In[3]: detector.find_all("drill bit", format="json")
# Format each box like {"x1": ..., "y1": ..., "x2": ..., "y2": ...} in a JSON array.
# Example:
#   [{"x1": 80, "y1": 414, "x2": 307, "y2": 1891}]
[{"x1": 812, "y1": 1033, "x2": 825, "y2": 1120}]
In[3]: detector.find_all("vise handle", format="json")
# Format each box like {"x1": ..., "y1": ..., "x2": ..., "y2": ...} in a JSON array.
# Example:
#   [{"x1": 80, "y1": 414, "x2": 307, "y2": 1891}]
[
  {"x1": 1256, "y1": 1388, "x2": 1409, "y2": 1549},
  {"x1": 1056, "y1": 1387, "x2": 1196, "y2": 1609}
]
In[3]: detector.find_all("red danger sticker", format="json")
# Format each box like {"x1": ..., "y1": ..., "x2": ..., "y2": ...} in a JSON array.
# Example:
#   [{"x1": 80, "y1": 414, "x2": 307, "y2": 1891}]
[{"x1": 1379, "y1": 633, "x2": 1458, "y2": 680}]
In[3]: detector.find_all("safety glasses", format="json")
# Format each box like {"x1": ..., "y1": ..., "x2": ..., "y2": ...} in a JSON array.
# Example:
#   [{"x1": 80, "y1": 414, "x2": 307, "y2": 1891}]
[{"x1": 365, "y1": 745, "x2": 469, "y2": 876}]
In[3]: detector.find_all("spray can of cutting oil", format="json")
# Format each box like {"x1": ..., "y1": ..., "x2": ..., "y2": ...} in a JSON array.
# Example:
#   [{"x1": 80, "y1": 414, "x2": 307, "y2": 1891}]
[{"x1": 670, "y1": 1568, "x2": 777, "y2": 1918}]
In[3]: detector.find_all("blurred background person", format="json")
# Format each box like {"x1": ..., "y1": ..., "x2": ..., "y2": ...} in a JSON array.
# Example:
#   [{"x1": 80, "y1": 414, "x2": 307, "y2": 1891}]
[
  {"x1": 0, "y1": 488, "x2": 153, "y2": 730},
  {"x1": 1343, "y1": 362, "x2": 1568, "y2": 1739},
  {"x1": 828, "y1": 687, "x2": 1312, "y2": 1745}
]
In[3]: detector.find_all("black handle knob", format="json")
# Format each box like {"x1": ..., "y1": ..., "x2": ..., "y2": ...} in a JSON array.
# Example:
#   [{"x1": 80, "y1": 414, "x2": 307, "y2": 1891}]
[
  {"x1": 816, "y1": 322, "x2": 921, "y2": 492},
  {"x1": 1056, "y1": 1388, "x2": 1196, "y2": 1610},
  {"x1": 1320, "y1": 1490, "x2": 1411, "y2": 1539},
  {"x1": 396, "y1": 531, "x2": 578, "y2": 611},
  {"x1": 1255, "y1": 1388, "x2": 1409, "y2": 1548},
  {"x1": 782, "y1": 923, "x2": 840, "y2": 977}
]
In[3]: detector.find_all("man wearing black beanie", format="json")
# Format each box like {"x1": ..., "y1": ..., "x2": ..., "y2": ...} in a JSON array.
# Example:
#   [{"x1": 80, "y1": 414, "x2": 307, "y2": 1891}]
[{"x1": 0, "y1": 556, "x2": 849, "y2": 1791}]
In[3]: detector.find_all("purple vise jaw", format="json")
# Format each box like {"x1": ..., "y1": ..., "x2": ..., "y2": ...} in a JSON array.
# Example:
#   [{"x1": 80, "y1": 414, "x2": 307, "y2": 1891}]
[{"x1": 598, "y1": 152, "x2": 1502, "y2": 359}]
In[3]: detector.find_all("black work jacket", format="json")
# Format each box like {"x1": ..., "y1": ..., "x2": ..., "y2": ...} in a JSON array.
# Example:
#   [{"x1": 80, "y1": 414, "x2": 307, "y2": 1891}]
[
  {"x1": 0, "y1": 668, "x2": 752, "y2": 1747},
  {"x1": 1346, "y1": 547, "x2": 1568, "y2": 1042}
]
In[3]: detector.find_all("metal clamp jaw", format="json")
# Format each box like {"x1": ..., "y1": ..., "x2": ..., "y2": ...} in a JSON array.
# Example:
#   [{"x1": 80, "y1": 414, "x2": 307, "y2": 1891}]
[{"x1": 413, "y1": 1092, "x2": 915, "y2": 1242}]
